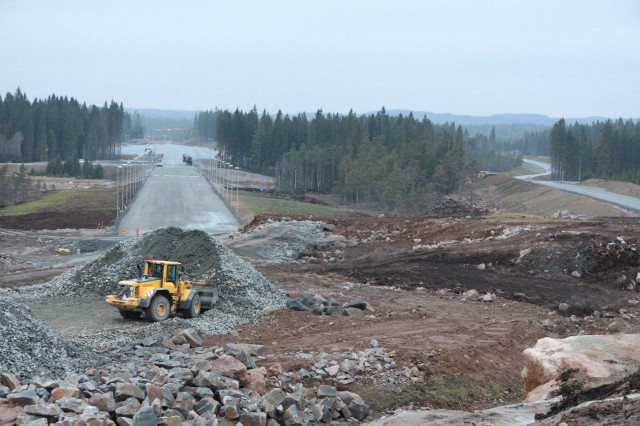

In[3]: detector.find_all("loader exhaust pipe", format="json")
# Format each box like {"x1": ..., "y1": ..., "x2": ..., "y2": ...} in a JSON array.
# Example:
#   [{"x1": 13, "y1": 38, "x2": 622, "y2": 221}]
[{"x1": 136, "y1": 264, "x2": 142, "y2": 279}]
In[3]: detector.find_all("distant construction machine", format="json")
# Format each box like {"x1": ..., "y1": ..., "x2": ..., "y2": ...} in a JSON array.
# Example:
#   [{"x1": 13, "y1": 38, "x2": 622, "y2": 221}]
[{"x1": 105, "y1": 259, "x2": 218, "y2": 321}]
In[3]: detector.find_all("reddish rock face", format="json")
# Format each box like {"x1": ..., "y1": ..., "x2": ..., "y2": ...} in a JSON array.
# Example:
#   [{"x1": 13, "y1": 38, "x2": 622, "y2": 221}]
[
  {"x1": 0, "y1": 400, "x2": 25, "y2": 425},
  {"x1": 522, "y1": 334, "x2": 640, "y2": 401},
  {"x1": 242, "y1": 368, "x2": 267, "y2": 396}
]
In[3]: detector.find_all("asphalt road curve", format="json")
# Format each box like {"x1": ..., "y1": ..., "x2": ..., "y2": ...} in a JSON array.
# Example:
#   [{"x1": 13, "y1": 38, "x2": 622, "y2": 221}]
[
  {"x1": 519, "y1": 159, "x2": 640, "y2": 214},
  {"x1": 117, "y1": 164, "x2": 239, "y2": 236}
]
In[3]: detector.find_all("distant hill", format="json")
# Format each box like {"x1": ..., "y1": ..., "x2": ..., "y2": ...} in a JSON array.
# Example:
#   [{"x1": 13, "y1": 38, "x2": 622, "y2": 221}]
[{"x1": 379, "y1": 110, "x2": 609, "y2": 126}]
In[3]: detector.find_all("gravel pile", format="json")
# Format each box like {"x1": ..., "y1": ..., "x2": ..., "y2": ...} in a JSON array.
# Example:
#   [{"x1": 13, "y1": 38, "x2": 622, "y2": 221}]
[
  {"x1": 0, "y1": 299, "x2": 95, "y2": 379},
  {"x1": 228, "y1": 218, "x2": 335, "y2": 264},
  {"x1": 4, "y1": 227, "x2": 287, "y2": 348}
]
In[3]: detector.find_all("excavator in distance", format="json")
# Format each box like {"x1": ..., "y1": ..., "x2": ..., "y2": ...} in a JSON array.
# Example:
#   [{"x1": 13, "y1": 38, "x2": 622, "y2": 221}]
[{"x1": 105, "y1": 259, "x2": 218, "y2": 322}]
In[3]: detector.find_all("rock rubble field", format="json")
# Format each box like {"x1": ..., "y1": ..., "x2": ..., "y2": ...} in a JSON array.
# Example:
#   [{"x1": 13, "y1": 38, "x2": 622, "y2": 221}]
[{"x1": 0, "y1": 327, "x2": 371, "y2": 425}]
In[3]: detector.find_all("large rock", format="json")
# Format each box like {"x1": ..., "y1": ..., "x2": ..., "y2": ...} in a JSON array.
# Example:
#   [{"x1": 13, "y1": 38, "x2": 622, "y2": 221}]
[
  {"x1": 7, "y1": 386, "x2": 41, "y2": 407},
  {"x1": 0, "y1": 373, "x2": 21, "y2": 390},
  {"x1": 88, "y1": 393, "x2": 116, "y2": 413},
  {"x1": 522, "y1": 334, "x2": 640, "y2": 401},
  {"x1": 178, "y1": 328, "x2": 203, "y2": 348},
  {"x1": 51, "y1": 386, "x2": 82, "y2": 402},
  {"x1": 242, "y1": 368, "x2": 267, "y2": 396},
  {"x1": 226, "y1": 343, "x2": 264, "y2": 357},
  {"x1": 130, "y1": 406, "x2": 157, "y2": 426},
  {"x1": 115, "y1": 383, "x2": 146, "y2": 402},
  {"x1": 209, "y1": 355, "x2": 248, "y2": 380},
  {"x1": 261, "y1": 388, "x2": 286, "y2": 415}
]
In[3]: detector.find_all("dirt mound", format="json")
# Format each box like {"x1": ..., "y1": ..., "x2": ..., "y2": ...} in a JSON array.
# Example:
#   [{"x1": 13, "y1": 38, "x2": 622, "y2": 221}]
[{"x1": 0, "y1": 299, "x2": 95, "y2": 379}]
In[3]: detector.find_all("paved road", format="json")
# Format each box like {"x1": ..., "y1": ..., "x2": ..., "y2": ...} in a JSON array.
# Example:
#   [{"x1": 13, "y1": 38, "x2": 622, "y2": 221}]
[
  {"x1": 117, "y1": 162, "x2": 239, "y2": 237},
  {"x1": 519, "y1": 159, "x2": 640, "y2": 214}
]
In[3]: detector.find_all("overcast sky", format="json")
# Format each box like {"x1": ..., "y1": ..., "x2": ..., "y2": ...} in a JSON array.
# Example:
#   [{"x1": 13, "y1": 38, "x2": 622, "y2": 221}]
[{"x1": 1, "y1": 0, "x2": 638, "y2": 117}]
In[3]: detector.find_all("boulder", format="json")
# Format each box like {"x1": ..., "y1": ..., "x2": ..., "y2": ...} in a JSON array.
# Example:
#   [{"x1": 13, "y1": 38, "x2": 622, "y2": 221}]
[
  {"x1": 115, "y1": 383, "x2": 145, "y2": 402},
  {"x1": 343, "y1": 308, "x2": 365, "y2": 317},
  {"x1": 0, "y1": 373, "x2": 21, "y2": 390},
  {"x1": 522, "y1": 334, "x2": 640, "y2": 402},
  {"x1": 115, "y1": 397, "x2": 141, "y2": 417},
  {"x1": 7, "y1": 386, "x2": 41, "y2": 407},
  {"x1": 171, "y1": 392, "x2": 195, "y2": 418},
  {"x1": 193, "y1": 371, "x2": 239, "y2": 390},
  {"x1": 261, "y1": 388, "x2": 285, "y2": 415},
  {"x1": 51, "y1": 386, "x2": 82, "y2": 402},
  {"x1": 242, "y1": 368, "x2": 267, "y2": 396},
  {"x1": 57, "y1": 396, "x2": 88, "y2": 414},
  {"x1": 461, "y1": 289, "x2": 479, "y2": 301},
  {"x1": 194, "y1": 397, "x2": 220, "y2": 416},
  {"x1": 317, "y1": 385, "x2": 337, "y2": 398},
  {"x1": 239, "y1": 411, "x2": 267, "y2": 426},
  {"x1": 24, "y1": 402, "x2": 63, "y2": 418},
  {"x1": 226, "y1": 343, "x2": 265, "y2": 357},
  {"x1": 226, "y1": 346, "x2": 257, "y2": 369},
  {"x1": 178, "y1": 328, "x2": 203, "y2": 348},
  {"x1": 209, "y1": 355, "x2": 248, "y2": 380},
  {"x1": 130, "y1": 406, "x2": 157, "y2": 426}
]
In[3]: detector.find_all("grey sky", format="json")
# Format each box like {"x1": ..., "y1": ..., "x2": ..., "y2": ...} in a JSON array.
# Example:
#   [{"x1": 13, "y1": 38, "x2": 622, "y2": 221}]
[{"x1": 1, "y1": 0, "x2": 638, "y2": 117}]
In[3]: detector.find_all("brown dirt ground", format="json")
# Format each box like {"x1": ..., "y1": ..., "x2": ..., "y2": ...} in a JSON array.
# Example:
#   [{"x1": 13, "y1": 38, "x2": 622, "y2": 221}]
[
  {"x1": 0, "y1": 210, "x2": 115, "y2": 231},
  {"x1": 204, "y1": 213, "x2": 640, "y2": 413}
]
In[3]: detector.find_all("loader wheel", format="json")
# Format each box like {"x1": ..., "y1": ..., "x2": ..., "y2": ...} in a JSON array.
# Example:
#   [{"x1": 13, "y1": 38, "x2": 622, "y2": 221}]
[
  {"x1": 184, "y1": 294, "x2": 201, "y2": 318},
  {"x1": 119, "y1": 310, "x2": 142, "y2": 320},
  {"x1": 146, "y1": 295, "x2": 170, "y2": 322}
]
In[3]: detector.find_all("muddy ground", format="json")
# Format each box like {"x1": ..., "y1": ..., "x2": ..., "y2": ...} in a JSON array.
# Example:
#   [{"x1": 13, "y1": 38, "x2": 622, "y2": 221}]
[{"x1": 3, "y1": 211, "x2": 640, "y2": 417}]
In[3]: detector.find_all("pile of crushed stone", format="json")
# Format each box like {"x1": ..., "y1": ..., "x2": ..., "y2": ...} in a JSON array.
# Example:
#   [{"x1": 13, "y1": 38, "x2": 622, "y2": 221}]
[
  {"x1": 228, "y1": 218, "x2": 335, "y2": 264},
  {"x1": 4, "y1": 227, "x2": 287, "y2": 348},
  {"x1": 0, "y1": 299, "x2": 95, "y2": 379}
]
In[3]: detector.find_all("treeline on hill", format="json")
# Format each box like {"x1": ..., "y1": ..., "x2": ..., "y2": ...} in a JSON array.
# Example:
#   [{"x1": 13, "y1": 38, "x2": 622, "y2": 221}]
[
  {"x1": 0, "y1": 88, "x2": 127, "y2": 164},
  {"x1": 196, "y1": 108, "x2": 521, "y2": 213}
]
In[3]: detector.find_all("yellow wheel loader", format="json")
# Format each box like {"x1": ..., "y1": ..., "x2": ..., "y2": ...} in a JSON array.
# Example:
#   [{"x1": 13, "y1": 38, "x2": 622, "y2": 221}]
[{"x1": 105, "y1": 259, "x2": 218, "y2": 322}]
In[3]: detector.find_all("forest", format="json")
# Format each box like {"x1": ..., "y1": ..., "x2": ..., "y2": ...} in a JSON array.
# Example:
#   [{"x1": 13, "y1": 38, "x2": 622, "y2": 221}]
[
  {"x1": 0, "y1": 88, "x2": 127, "y2": 164},
  {"x1": 195, "y1": 108, "x2": 521, "y2": 213}
]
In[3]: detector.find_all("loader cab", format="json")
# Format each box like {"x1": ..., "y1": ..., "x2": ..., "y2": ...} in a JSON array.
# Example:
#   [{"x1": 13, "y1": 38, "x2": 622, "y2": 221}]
[{"x1": 144, "y1": 260, "x2": 181, "y2": 287}]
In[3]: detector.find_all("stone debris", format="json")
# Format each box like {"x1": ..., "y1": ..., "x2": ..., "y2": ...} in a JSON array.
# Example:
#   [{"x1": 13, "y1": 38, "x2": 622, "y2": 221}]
[
  {"x1": 0, "y1": 300, "x2": 95, "y2": 379},
  {"x1": 286, "y1": 295, "x2": 374, "y2": 316},
  {"x1": 277, "y1": 345, "x2": 429, "y2": 388},
  {"x1": 0, "y1": 331, "x2": 371, "y2": 425},
  {"x1": 228, "y1": 219, "x2": 337, "y2": 265}
]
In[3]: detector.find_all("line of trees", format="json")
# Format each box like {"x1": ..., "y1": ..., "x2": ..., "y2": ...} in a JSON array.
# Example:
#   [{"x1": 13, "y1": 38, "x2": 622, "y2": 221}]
[
  {"x1": 203, "y1": 107, "x2": 520, "y2": 213},
  {"x1": 548, "y1": 118, "x2": 640, "y2": 182},
  {"x1": 0, "y1": 88, "x2": 127, "y2": 163}
]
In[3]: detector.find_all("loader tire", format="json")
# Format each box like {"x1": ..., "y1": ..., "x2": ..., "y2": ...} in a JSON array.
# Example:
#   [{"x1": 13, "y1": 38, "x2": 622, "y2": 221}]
[
  {"x1": 146, "y1": 295, "x2": 170, "y2": 322},
  {"x1": 119, "y1": 310, "x2": 142, "y2": 320},
  {"x1": 183, "y1": 293, "x2": 201, "y2": 319}
]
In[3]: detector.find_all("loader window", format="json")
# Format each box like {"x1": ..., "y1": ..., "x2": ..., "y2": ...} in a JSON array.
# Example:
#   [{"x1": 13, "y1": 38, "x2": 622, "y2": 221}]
[
  {"x1": 167, "y1": 265, "x2": 177, "y2": 283},
  {"x1": 149, "y1": 263, "x2": 164, "y2": 279}
]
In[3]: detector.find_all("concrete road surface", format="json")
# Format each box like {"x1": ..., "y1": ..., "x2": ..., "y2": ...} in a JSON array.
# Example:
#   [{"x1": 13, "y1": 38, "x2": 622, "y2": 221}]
[
  {"x1": 519, "y1": 159, "x2": 640, "y2": 214},
  {"x1": 117, "y1": 164, "x2": 239, "y2": 236}
]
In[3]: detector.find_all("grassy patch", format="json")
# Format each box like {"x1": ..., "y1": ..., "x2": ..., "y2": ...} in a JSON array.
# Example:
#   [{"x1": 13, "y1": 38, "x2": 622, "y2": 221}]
[
  {"x1": 239, "y1": 192, "x2": 350, "y2": 216},
  {"x1": 357, "y1": 375, "x2": 507, "y2": 411},
  {"x1": 0, "y1": 188, "x2": 115, "y2": 216}
]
